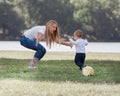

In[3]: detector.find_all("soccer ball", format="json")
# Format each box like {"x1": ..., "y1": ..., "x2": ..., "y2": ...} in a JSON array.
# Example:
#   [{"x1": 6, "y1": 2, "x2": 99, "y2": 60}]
[{"x1": 82, "y1": 66, "x2": 94, "y2": 76}]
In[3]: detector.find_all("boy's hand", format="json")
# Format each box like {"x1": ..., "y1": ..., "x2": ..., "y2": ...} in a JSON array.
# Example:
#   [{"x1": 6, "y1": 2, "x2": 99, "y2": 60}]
[
  {"x1": 64, "y1": 34, "x2": 72, "y2": 39},
  {"x1": 68, "y1": 42, "x2": 73, "y2": 48},
  {"x1": 64, "y1": 34, "x2": 68, "y2": 37}
]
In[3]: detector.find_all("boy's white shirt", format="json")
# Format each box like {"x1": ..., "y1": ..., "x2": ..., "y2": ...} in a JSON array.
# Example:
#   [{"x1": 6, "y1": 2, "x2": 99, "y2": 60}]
[
  {"x1": 24, "y1": 26, "x2": 46, "y2": 40},
  {"x1": 69, "y1": 38, "x2": 88, "y2": 53}
]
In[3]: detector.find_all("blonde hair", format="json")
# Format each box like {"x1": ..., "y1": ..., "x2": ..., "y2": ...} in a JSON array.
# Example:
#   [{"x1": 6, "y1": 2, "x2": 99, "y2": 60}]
[
  {"x1": 45, "y1": 20, "x2": 60, "y2": 48},
  {"x1": 74, "y1": 29, "x2": 83, "y2": 38}
]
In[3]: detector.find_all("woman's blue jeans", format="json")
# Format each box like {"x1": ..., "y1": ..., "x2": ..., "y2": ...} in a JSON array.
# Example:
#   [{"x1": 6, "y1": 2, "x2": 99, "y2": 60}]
[{"x1": 20, "y1": 36, "x2": 46, "y2": 60}]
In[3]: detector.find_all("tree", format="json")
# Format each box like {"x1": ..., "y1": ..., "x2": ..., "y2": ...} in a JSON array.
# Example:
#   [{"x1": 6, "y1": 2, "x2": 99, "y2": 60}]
[
  {"x1": 70, "y1": 0, "x2": 120, "y2": 41},
  {"x1": 0, "y1": 2, "x2": 25, "y2": 40},
  {"x1": 19, "y1": 0, "x2": 78, "y2": 35}
]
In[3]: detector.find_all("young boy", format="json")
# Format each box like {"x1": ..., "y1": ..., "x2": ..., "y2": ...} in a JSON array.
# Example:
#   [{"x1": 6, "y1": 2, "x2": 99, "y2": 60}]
[{"x1": 64, "y1": 29, "x2": 88, "y2": 70}]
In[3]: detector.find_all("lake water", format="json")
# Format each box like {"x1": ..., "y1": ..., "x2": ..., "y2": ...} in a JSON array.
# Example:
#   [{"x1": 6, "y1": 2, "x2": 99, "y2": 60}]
[{"x1": 0, "y1": 41, "x2": 120, "y2": 53}]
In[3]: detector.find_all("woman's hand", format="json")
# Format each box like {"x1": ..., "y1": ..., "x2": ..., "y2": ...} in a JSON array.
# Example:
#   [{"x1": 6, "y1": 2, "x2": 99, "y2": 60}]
[
  {"x1": 66, "y1": 42, "x2": 73, "y2": 48},
  {"x1": 35, "y1": 43, "x2": 38, "y2": 47},
  {"x1": 36, "y1": 32, "x2": 43, "y2": 47},
  {"x1": 57, "y1": 39, "x2": 73, "y2": 48}
]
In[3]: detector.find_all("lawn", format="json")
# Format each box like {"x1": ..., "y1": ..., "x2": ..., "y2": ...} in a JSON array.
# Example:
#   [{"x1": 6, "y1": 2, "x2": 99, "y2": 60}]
[
  {"x1": 0, "y1": 51, "x2": 120, "y2": 96},
  {"x1": 0, "y1": 59, "x2": 120, "y2": 83}
]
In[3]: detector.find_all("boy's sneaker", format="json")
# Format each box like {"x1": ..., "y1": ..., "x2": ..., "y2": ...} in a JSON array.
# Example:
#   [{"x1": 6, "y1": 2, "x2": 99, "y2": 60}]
[
  {"x1": 79, "y1": 65, "x2": 86, "y2": 70},
  {"x1": 82, "y1": 65, "x2": 86, "y2": 70}
]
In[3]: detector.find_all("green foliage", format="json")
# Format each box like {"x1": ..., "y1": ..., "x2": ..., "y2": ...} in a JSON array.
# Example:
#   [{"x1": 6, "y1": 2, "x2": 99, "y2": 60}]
[
  {"x1": 21, "y1": 0, "x2": 76, "y2": 34},
  {"x1": 70, "y1": 0, "x2": 120, "y2": 41},
  {"x1": 0, "y1": 0, "x2": 120, "y2": 41},
  {"x1": 0, "y1": 59, "x2": 120, "y2": 83},
  {"x1": 0, "y1": 2, "x2": 25, "y2": 40}
]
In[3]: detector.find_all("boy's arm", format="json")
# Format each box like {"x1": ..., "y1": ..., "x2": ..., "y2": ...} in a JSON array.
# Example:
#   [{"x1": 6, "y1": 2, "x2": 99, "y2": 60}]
[
  {"x1": 64, "y1": 34, "x2": 72, "y2": 39},
  {"x1": 69, "y1": 38, "x2": 78, "y2": 45}
]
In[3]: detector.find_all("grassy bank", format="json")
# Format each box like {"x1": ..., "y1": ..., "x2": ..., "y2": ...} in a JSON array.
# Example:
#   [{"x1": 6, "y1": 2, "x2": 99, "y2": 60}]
[{"x1": 0, "y1": 51, "x2": 120, "y2": 96}]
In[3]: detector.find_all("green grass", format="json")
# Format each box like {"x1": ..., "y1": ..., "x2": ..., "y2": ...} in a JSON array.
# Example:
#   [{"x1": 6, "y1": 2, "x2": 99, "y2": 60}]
[
  {"x1": 0, "y1": 58, "x2": 120, "y2": 83},
  {"x1": 0, "y1": 51, "x2": 120, "y2": 96}
]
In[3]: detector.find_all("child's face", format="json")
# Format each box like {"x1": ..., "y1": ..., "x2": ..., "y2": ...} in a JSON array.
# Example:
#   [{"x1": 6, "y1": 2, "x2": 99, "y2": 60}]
[{"x1": 73, "y1": 33, "x2": 79, "y2": 40}]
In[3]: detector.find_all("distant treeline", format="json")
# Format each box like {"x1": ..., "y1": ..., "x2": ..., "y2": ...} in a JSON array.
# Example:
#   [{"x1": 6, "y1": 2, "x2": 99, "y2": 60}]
[{"x1": 0, "y1": 0, "x2": 120, "y2": 41}]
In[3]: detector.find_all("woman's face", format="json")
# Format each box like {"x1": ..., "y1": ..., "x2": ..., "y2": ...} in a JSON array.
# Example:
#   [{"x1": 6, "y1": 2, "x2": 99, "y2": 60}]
[{"x1": 49, "y1": 23, "x2": 57, "y2": 33}]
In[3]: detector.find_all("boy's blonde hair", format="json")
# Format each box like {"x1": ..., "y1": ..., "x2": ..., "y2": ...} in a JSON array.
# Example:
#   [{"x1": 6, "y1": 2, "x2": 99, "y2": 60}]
[
  {"x1": 74, "y1": 29, "x2": 83, "y2": 38},
  {"x1": 45, "y1": 20, "x2": 60, "y2": 48}
]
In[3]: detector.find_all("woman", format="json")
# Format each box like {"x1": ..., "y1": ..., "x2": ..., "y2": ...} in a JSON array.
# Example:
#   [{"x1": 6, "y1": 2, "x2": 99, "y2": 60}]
[{"x1": 20, "y1": 20, "x2": 72, "y2": 68}]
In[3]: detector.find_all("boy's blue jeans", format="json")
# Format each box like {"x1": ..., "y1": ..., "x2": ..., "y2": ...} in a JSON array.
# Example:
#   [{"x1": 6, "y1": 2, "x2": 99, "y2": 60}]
[
  {"x1": 74, "y1": 53, "x2": 85, "y2": 70},
  {"x1": 20, "y1": 36, "x2": 46, "y2": 60}
]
